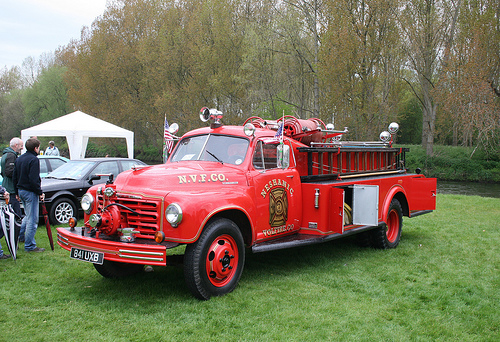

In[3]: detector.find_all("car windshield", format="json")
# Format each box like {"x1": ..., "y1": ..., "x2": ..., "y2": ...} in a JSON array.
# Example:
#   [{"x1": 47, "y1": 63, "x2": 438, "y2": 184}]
[
  {"x1": 46, "y1": 160, "x2": 95, "y2": 180},
  {"x1": 170, "y1": 134, "x2": 249, "y2": 165}
]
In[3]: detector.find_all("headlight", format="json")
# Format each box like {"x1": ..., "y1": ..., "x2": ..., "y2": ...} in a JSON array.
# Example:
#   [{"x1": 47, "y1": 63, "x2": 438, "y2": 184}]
[
  {"x1": 165, "y1": 203, "x2": 182, "y2": 227},
  {"x1": 81, "y1": 194, "x2": 94, "y2": 214}
]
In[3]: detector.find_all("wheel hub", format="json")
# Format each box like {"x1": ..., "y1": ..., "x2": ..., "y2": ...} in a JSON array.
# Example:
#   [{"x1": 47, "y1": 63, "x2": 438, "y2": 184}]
[{"x1": 206, "y1": 235, "x2": 238, "y2": 287}]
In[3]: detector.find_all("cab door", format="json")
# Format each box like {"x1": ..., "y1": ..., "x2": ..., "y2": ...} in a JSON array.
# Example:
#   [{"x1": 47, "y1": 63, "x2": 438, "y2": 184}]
[{"x1": 249, "y1": 139, "x2": 302, "y2": 243}]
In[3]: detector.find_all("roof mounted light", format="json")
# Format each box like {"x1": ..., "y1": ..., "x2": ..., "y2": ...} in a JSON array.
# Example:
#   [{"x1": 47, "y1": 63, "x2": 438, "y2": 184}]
[
  {"x1": 380, "y1": 131, "x2": 391, "y2": 143},
  {"x1": 388, "y1": 122, "x2": 399, "y2": 134},
  {"x1": 244, "y1": 123, "x2": 256, "y2": 137},
  {"x1": 199, "y1": 107, "x2": 224, "y2": 128}
]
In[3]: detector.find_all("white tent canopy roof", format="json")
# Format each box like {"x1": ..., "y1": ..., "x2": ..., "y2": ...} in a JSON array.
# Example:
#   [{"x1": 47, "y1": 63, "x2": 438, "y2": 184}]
[{"x1": 21, "y1": 111, "x2": 134, "y2": 159}]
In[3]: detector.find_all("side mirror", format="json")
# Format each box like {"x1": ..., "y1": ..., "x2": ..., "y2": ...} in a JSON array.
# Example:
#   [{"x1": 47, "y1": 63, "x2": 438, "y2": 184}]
[
  {"x1": 277, "y1": 144, "x2": 290, "y2": 169},
  {"x1": 88, "y1": 174, "x2": 101, "y2": 185}
]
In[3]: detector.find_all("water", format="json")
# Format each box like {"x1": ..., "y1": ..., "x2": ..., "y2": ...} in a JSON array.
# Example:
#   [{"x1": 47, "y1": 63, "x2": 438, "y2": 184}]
[{"x1": 437, "y1": 180, "x2": 500, "y2": 198}]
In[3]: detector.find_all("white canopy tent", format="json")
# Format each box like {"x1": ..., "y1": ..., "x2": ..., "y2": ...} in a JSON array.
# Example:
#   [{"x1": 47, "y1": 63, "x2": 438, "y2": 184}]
[{"x1": 21, "y1": 111, "x2": 134, "y2": 159}]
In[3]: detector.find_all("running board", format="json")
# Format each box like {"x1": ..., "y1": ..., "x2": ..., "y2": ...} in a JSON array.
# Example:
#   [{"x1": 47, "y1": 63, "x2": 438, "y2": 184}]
[
  {"x1": 251, "y1": 225, "x2": 379, "y2": 253},
  {"x1": 409, "y1": 210, "x2": 433, "y2": 218}
]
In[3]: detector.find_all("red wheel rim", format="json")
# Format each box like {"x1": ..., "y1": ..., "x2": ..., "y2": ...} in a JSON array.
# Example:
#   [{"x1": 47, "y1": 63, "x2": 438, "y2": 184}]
[
  {"x1": 386, "y1": 209, "x2": 399, "y2": 243},
  {"x1": 205, "y1": 234, "x2": 239, "y2": 287}
]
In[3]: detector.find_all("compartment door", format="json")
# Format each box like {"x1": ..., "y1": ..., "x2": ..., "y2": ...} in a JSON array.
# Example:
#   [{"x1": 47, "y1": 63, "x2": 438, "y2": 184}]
[
  {"x1": 329, "y1": 187, "x2": 345, "y2": 234},
  {"x1": 409, "y1": 177, "x2": 437, "y2": 211},
  {"x1": 352, "y1": 185, "x2": 379, "y2": 226}
]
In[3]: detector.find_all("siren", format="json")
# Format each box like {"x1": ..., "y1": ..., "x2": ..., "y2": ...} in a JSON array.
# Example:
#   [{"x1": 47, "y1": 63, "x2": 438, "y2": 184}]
[{"x1": 200, "y1": 107, "x2": 223, "y2": 128}]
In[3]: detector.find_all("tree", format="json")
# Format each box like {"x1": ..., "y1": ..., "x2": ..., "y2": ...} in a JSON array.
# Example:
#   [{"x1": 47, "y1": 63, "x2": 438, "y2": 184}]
[
  {"x1": 0, "y1": 66, "x2": 25, "y2": 142},
  {"x1": 22, "y1": 65, "x2": 71, "y2": 127},
  {"x1": 435, "y1": 0, "x2": 500, "y2": 155},
  {"x1": 321, "y1": 0, "x2": 403, "y2": 139},
  {"x1": 397, "y1": 0, "x2": 461, "y2": 156}
]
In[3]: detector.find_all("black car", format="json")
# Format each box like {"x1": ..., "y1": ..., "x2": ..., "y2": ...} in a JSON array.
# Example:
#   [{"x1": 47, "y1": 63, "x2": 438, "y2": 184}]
[{"x1": 42, "y1": 157, "x2": 147, "y2": 225}]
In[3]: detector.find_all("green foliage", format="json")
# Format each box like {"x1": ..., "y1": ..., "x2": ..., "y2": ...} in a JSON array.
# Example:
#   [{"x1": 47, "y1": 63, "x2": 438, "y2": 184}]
[
  {"x1": 0, "y1": 195, "x2": 498, "y2": 341},
  {"x1": 22, "y1": 66, "x2": 70, "y2": 126},
  {"x1": 396, "y1": 92, "x2": 422, "y2": 144},
  {"x1": 84, "y1": 139, "x2": 129, "y2": 158},
  {"x1": 400, "y1": 144, "x2": 500, "y2": 182},
  {"x1": 253, "y1": 92, "x2": 297, "y2": 120}
]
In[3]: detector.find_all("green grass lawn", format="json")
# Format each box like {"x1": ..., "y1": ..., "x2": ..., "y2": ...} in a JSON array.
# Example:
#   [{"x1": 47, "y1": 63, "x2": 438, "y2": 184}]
[{"x1": 1, "y1": 194, "x2": 498, "y2": 341}]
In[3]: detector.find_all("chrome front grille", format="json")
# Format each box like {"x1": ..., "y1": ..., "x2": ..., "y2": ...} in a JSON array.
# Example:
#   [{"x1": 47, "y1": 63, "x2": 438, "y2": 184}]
[{"x1": 107, "y1": 196, "x2": 162, "y2": 238}]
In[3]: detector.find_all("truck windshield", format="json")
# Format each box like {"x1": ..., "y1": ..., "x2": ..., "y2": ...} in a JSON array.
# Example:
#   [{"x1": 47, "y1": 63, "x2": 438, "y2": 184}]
[{"x1": 170, "y1": 134, "x2": 249, "y2": 165}]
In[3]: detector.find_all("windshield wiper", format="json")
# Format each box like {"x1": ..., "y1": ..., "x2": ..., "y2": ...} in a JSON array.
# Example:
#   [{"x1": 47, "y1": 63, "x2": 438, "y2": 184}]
[{"x1": 206, "y1": 150, "x2": 224, "y2": 164}]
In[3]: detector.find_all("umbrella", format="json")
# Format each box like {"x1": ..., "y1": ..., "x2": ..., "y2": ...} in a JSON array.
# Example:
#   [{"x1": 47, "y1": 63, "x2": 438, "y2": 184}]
[
  {"x1": 0, "y1": 205, "x2": 21, "y2": 260},
  {"x1": 41, "y1": 200, "x2": 54, "y2": 251}
]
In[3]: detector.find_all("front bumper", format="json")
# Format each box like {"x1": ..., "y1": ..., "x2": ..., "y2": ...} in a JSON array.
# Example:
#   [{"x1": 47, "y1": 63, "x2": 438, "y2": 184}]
[{"x1": 57, "y1": 227, "x2": 176, "y2": 266}]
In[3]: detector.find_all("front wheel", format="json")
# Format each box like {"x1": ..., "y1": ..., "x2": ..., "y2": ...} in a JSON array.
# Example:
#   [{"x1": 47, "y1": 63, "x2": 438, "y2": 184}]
[
  {"x1": 184, "y1": 218, "x2": 245, "y2": 300},
  {"x1": 371, "y1": 198, "x2": 403, "y2": 249},
  {"x1": 50, "y1": 198, "x2": 77, "y2": 225}
]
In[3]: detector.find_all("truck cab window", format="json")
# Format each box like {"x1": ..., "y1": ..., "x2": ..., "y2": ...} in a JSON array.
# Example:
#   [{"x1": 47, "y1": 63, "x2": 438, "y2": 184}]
[
  {"x1": 253, "y1": 141, "x2": 283, "y2": 170},
  {"x1": 171, "y1": 134, "x2": 249, "y2": 165}
]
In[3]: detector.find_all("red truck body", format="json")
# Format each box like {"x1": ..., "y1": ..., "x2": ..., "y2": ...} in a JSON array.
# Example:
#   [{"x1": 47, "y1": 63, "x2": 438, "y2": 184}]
[{"x1": 57, "y1": 110, "x2": 436, "y2": 299}]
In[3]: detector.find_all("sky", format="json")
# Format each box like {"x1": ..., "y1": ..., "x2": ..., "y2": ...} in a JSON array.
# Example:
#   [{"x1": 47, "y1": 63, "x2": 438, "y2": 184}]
[{"x1": 0, "y1": 0, "x2": 108, "y2": 70}]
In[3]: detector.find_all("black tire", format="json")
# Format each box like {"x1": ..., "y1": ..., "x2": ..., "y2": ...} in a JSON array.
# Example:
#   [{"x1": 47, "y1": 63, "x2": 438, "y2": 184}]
[
  {"x1": 50, "y1": 197, "x2": 77, "y2": 225},
  {"x1": 94, "y1": 260, "x2": 143, "y2": 278},
  {"x1": 371, "y1": 198, "x2": 403, "y2": 249},
  {"x1": 184, "y1": 218, "x2": 245, "y2": 300}
]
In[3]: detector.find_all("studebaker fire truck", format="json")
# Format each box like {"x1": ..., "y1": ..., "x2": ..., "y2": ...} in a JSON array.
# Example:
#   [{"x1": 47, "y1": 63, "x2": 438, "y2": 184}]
[{"x1": 57, "y1": 108, "x2": 436, "y2": 300}]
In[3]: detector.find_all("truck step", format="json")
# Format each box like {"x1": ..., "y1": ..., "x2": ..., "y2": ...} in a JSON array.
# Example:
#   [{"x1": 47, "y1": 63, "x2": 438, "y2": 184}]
[{"x1": 251, "y1": 225, "x2": 377, "y2": 253}]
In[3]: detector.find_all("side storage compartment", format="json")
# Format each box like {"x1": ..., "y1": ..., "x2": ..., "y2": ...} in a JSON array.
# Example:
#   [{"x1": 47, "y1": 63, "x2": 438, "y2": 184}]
[
  {"x1": 301, "y1": 184, "x2": 345, "y2": 235},
  {"x1": 341, "y1": 184, "x2": 379, "y2": 228},
  {"x1": 352, "y1": 185, "x2": 379, "y2": 226},
  {"x1": 407, "y1": 177, "x2": 437, "y2": 212}
]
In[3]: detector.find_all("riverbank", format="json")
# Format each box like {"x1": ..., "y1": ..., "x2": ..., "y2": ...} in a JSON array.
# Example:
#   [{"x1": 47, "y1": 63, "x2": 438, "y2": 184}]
[{"x1": 397, "y1": 144, "x2": 500, "y2": 182}]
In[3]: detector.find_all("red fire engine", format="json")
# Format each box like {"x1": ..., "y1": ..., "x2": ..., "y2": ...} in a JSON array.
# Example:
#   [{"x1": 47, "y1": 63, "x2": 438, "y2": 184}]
[{"x1": 57, "y1": 108, "x2": 436, "y2": 299}]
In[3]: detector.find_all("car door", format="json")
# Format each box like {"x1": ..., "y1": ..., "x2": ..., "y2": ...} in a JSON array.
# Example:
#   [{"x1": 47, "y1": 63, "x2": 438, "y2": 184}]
[
  {"x1": 90, "y1": 161, "x2": 120, "y2": 185},
  {"x1": 47, "y1": 158, "x2": 66, "y2": 173},
  {"x1": 249, "y1": 139, "x2": 302, "y2": 242}
]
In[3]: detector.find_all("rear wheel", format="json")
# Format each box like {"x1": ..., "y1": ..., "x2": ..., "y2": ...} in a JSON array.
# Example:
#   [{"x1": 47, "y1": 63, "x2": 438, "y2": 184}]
[
  {"x1": 184, "y1": 218, "x2": 245, "y2": 300},
  {"x1": 94, "y1": 260, "x2": 143, "y2": 278},
  {"x1": 371, "y1": 199, "x2": 403, "y2": 249}
]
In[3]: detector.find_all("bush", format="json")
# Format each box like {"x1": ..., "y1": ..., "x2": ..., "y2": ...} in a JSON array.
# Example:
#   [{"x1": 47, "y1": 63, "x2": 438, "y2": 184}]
[{"x1": 397, "y1": 144, "x2": 500, "y2": 182}]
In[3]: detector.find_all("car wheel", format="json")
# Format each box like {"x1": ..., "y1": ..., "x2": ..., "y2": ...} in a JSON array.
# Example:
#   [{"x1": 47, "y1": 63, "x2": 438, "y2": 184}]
[{"x1": 50, "y1": 198, "x2": 77, "y2": 225}]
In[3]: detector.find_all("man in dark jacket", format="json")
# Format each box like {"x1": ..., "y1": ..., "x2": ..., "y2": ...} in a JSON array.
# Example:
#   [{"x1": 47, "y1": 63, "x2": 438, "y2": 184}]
[
  {"x1": 13, "y1": 138, "x2": 45, "y2": 252},
  {"x1": 1, "y1": 137, "x2": 24, "y2": 217}
]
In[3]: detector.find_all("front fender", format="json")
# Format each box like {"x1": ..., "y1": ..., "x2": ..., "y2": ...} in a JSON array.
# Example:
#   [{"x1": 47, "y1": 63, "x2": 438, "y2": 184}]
[
  {"x1": 162, "y1": 189, "x2": 256, "y2": 244},
  {"x1": 45, "y1": 190, "x2": 77, "y2": 204}
]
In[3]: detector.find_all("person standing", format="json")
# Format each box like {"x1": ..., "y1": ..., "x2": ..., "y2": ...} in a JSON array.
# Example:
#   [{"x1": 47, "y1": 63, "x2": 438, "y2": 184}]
[
  {"x1": 44, "y1": 141, "x2": 59, "y2": 156},
  {"x1": 1, "y1": 137, "x2": 24, "y2": 240},
  {"x1": 13, "y1": 138, "x2": 45, "y2": 252}
]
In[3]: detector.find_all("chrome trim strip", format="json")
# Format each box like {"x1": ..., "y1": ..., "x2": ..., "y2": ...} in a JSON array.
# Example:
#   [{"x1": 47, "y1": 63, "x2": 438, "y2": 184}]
[
  {"x1": 118, "y1": 254, "x2": 164, "y2": 261},
  {"x1": 58, "y1": 239, "x2": 69, "y2": 246},
  {"x1": 58, "y1": 234, "x2": 69, "y2": 242},
  {"x1": 118, "y1": 249, "x2": 164, "y2": 256}
]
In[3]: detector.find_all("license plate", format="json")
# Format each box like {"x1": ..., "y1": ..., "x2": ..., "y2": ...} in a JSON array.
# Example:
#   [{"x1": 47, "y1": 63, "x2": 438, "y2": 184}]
[{"x1": 70, "y1": 247, "x2": 104, "y2": 265}]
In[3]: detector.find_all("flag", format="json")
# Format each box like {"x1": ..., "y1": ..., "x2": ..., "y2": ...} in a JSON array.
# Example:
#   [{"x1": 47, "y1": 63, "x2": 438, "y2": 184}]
[
  {"x1": 163, "y1": 116, "x2": 174, "y2": 162},
  {"x1": 275, "y1": 123, "x2": 283, "y2": 140},
  {"x1": 275, "y1": 110, "x2": 285, "y2": 143}
]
